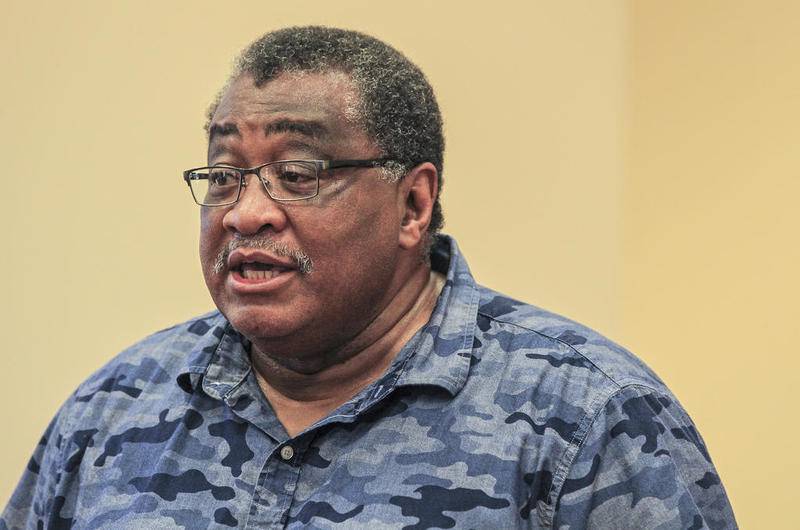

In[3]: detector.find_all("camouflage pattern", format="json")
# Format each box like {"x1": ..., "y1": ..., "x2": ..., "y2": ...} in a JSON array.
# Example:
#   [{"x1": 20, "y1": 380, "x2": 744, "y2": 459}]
[{"x1": 2, "y1": 235, "x2": 737, "y2": 529}]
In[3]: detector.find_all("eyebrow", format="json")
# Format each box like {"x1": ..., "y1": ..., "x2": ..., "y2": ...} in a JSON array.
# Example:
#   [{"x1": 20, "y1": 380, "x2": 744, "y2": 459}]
[
  {"x1": 264, "y1": 119, "x2": 328, "y2": 140},
  {"x1": 208, "y1": 122, "x2": 240, "y2": 142},
  {"x1": 208, "y1": 119, "x2": 330, "y2": 147}
]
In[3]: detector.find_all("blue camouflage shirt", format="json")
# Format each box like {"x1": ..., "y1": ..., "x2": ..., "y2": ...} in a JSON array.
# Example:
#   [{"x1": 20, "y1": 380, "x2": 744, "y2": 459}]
[{"x1": 3, "y1": 235, "x2": 737, "y2": 529}]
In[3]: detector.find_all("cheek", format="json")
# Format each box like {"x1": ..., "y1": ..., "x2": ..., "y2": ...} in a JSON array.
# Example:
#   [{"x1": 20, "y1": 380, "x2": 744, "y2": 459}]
[
  {"x1": 199, "y1": 210, "x2": 225, "y2": 270},
  {"x1": 308, "y1": 199, "x2": 399, "y2": 273},
  {"x1": 325, "y1": 195, "x2": 392, "y2": 240}
]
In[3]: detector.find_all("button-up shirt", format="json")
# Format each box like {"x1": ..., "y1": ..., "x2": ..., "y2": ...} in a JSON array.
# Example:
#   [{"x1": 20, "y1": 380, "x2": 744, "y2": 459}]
[{"x1": 2, "y1": 235, "x2": 737, "y2": 529}]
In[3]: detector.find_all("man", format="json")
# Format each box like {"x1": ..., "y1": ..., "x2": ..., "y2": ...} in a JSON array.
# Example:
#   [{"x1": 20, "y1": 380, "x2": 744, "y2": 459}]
[{"x1": 3, "y1": 26, "x2": 736, "y2": 529}]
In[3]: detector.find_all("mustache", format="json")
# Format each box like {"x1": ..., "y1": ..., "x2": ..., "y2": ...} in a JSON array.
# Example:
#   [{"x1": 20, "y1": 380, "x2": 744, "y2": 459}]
[{"x1": 213, "y1": 236, "x2": 314, "y2": 275}]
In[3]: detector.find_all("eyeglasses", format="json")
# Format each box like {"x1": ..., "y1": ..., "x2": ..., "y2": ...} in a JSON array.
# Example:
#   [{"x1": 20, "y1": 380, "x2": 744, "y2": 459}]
[{"x1": 183, "y1": 159, "x2": 398, "y2": 206}]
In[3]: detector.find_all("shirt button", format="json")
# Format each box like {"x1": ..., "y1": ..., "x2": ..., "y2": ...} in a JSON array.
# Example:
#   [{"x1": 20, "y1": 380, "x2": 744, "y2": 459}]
[{"x1": 280, "y1": 445, "x2": 295, "y2": 461}]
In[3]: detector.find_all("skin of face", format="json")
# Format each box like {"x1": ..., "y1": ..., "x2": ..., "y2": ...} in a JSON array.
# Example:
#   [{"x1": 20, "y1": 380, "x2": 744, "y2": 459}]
[{"x1": 200, "y1": 71, "x2": 430, "y2": 371}]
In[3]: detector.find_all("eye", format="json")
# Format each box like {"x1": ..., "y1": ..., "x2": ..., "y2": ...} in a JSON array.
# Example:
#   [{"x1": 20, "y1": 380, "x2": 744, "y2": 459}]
[
  {"x1": 259, "y1": 161, "x2": 320, "y2": 199},
  {"x1": 275, "y1": 162, "x2": 316, "y2": 184},
  {"x1": 209, "y1": 169, "x2": 239, "y2": 187}
]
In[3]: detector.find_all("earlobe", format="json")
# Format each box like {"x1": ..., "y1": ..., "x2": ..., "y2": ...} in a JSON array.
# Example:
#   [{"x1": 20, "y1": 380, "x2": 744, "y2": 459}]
[{"x1": 398, "y1": 162, "x2": 438, "y2": 251}]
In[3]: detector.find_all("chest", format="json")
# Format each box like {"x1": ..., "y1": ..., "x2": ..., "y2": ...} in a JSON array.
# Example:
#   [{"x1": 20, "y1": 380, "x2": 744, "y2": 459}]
[{"x1": 54, "y1": 392, "x2": 551, "y2": 529}]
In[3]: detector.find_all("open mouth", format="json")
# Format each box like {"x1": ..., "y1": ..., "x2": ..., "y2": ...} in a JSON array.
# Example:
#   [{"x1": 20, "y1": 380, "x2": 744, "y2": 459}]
[
  {"x1": 225, "y1": 248, "x2": 300, "y2": 291},
  {"x1": 235, "y1": 261, "x2": 292, "y2": 281}
]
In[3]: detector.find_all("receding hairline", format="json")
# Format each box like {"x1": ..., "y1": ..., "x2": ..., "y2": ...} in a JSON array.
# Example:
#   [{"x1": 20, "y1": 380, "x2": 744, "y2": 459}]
[{"x1": 205, "y1": 69, "x2": 367, "y2": 137}]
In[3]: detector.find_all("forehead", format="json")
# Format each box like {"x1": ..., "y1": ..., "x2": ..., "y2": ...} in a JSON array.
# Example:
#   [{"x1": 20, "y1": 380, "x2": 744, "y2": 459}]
[{"x1": 210, "y1": 71, "x2": 365, "y2": 139}]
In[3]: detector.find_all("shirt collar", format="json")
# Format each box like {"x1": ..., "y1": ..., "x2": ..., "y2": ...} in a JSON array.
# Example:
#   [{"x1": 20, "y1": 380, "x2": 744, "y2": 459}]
[
  {"x1": 175, "y1": 314, "x2": 250, "y2": 398},
  {"x1": 390, "y1": 234, "x2": 479, "y2": 396},
  {"x1": 175, "y1": 234, "x2": 480, "y2": 399}
]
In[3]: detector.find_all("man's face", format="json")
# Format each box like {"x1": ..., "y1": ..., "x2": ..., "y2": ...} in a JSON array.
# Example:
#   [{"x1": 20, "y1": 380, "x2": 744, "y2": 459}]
[{"x1": 200, "y1": 72, "x2": 408, "y2": 359}]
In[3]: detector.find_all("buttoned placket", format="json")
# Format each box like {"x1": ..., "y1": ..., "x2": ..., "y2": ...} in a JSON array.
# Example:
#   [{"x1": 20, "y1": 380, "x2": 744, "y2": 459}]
[
  {"x1": 209, "y1": 358, "x2": 373, "y2": 528},
  {"x1": 198, "y1": 329, "x2": 304, "y2": 528},
  {"x1": 243, "y1": 437, "x2": 309, "y2": 528},
  {"x1": 207, "y1": 367, "x2": 299, "y2": 529},
  {"x1": 223, "y1": 368, "x2": 409, "y2": 528}
]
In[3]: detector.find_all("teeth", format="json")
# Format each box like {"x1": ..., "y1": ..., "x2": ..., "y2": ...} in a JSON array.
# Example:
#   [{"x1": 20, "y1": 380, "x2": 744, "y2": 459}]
[
  {"x1": 242, "y1": 269, "x2": 279, "y2": 280},
  {"x1": 239, "y1": 263, "x2": 288, "y2": 280}
]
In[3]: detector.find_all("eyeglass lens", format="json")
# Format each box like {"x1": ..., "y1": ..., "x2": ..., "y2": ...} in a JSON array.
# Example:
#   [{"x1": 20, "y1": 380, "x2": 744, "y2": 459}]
[{"x1": 187, "y1": 161, "x2": 321, "y2": 205}]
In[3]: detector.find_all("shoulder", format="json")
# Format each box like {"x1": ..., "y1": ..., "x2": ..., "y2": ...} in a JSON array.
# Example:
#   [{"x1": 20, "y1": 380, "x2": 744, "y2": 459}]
[
  {"x1": 59, "y1": 311, "x2": 225, "y2": 435},
  {"x1": 1, "y1": 311, "x2": 227, "y2": 527},
  {"x1": 471, "y1": 285, "x2": 678, "y2": 454},
  {"x1": 466, "y1": 288, "x2": 736, "y2": 526},
  {"x1": 475, "y1": 286, "x2": 667, "y2": 392},
  {"x1": 466, "y1": 288, "x2": 666, "y2": 520},
  {"x1": 75, "y1": 311, "x2": 223, "y2": 396}
]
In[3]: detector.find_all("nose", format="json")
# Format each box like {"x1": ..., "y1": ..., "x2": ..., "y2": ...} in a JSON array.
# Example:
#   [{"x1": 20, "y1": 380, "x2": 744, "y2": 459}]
[{"x1": 222, "y1": 173, "x2": 288, "y2": 236}]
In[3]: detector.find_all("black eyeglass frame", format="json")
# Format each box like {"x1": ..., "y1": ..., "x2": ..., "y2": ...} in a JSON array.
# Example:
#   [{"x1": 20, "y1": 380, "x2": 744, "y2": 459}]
[{"x1": 183, "y1": 158, "x2": 401, "y2": 206}]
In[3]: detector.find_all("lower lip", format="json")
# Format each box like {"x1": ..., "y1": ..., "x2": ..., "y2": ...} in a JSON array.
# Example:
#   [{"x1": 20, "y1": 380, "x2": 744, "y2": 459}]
[{"x1": 227, "y1": 269, "x2": 297, "y2": 293}]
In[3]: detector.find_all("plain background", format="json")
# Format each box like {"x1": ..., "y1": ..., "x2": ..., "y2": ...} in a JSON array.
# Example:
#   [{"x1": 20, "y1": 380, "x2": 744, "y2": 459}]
[{"x1": 1, "y1": 1, "x2": 798, "y2": 528}]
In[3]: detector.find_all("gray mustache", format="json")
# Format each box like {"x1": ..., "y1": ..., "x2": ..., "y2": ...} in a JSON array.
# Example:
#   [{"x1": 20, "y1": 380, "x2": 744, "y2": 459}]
[{"x1": 213, "y1": 237, "x2": 313, "y2": 275}]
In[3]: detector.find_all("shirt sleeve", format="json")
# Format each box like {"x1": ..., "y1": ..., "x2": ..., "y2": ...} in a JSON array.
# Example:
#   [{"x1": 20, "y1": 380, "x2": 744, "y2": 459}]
[
  {"x1": 2, "y1": 399, "x2": 72, "y2": 530},
  {"x1": 551, "y1": 384, "x2": 738, "y2": 529}
]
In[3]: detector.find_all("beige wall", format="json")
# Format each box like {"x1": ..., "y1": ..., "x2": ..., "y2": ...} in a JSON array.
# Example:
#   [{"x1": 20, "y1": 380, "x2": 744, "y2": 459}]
[
  {"x1": 0, "y1": 1, "x2": 792, "y2": 526},
  {"x1": 624, "y1": 2, "x2": 800, "y2": 528}
]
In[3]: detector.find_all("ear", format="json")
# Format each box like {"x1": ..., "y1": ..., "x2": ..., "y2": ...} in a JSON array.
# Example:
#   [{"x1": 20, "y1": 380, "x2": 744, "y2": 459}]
[{"x1": 397, "y1": 162, "x2": 438, "y2": 251}]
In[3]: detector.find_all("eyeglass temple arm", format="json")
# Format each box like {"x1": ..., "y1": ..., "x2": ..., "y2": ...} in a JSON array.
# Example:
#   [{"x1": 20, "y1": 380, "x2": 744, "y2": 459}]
[{"x1": 327, "y1": 159, "x2": 396, "y2": 170}]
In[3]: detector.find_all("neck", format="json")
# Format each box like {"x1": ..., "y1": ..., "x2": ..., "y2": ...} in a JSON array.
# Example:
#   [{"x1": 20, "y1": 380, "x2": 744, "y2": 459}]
[{"x1": 249, "y1": 264, "x2": 445, "y2": 436}]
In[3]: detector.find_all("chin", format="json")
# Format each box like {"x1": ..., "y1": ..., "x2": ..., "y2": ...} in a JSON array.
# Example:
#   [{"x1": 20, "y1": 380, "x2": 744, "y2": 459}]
[{"x1": 217, "y1": 302, "x2": 302, "y2": 342}]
